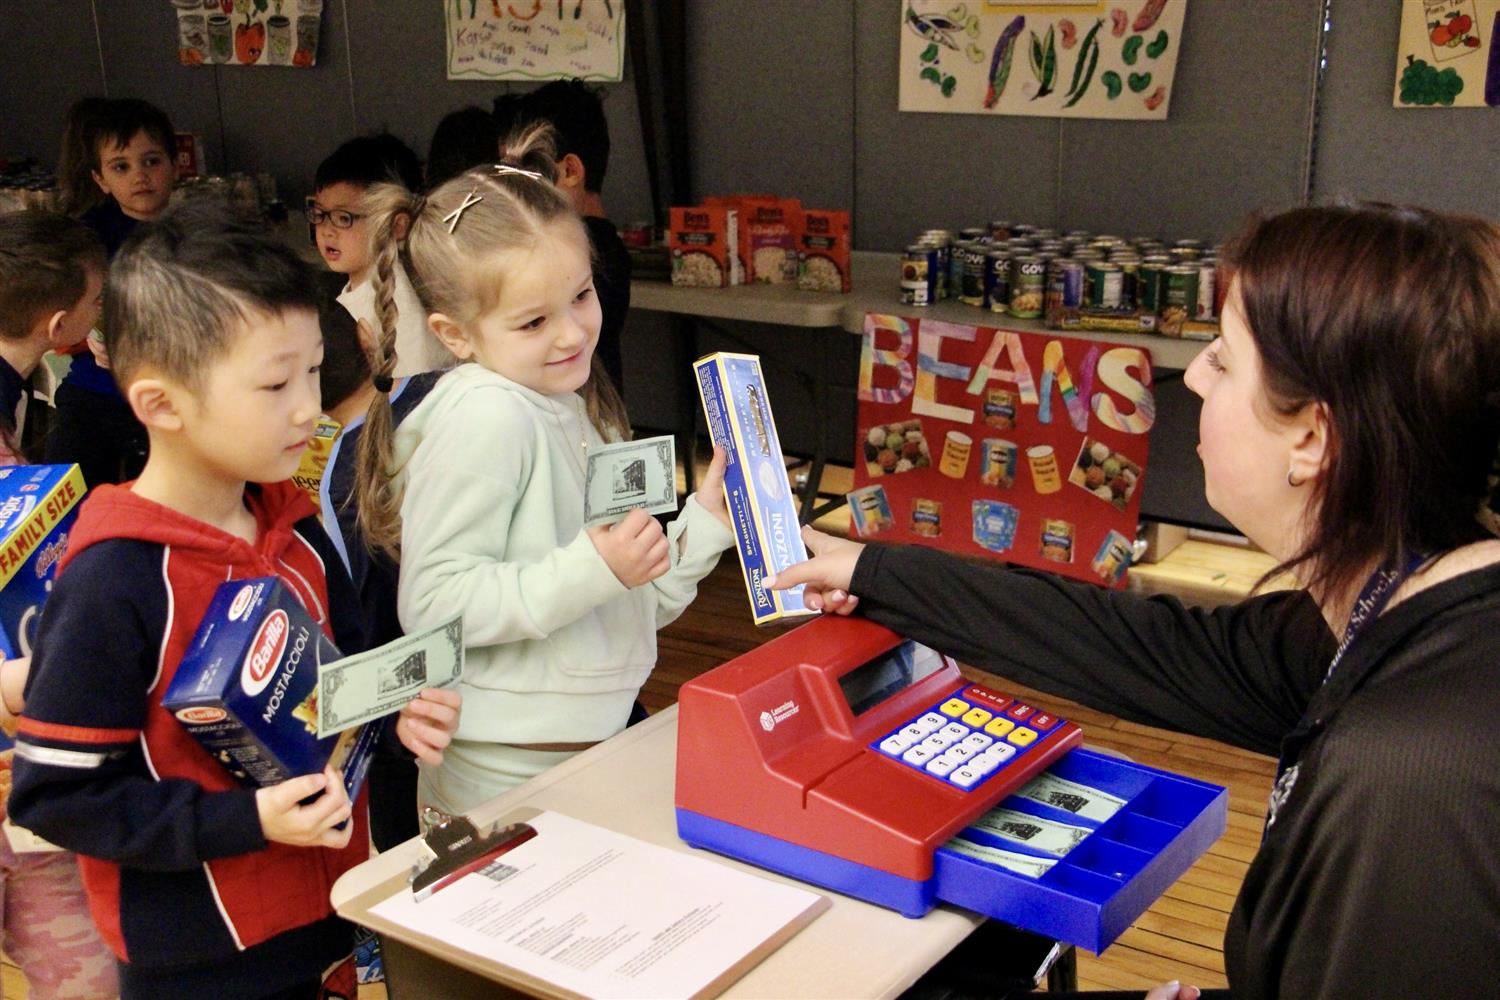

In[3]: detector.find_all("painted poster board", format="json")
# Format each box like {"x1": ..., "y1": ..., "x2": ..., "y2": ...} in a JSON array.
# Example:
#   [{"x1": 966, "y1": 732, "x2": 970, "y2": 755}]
[
  {"x1": 1394, "y1": 0, "x2": 1500, "y2": 107},
  {"x1": 174, "y1": 0, "x2": 323, "y2": 67},
  {"x1": 898, "y1": 0, "x2": 1187, "y2": 119},
  {"x1": 445, "y1": 0, "x2": 626, "y2": 82},
  {"x1": 854, "y1": 314, "x2": 1154, "y2": 589}
]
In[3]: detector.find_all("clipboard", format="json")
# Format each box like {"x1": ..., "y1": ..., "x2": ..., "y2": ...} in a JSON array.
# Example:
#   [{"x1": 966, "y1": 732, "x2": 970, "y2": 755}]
[{"x1": 335, "y1": 807, "x2": 830, "y2": 1000}]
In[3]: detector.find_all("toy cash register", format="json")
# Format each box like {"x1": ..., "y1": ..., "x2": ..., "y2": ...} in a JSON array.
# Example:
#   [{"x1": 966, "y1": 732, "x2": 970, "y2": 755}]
[{"x1": 675, "y1": 616, "x2": 1228, "y2": 952}]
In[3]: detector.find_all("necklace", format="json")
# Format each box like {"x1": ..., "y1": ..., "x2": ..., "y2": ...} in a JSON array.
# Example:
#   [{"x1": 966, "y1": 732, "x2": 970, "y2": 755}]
[{"x1": 547, "y1": 392, "x2": 590, "y2": 484}]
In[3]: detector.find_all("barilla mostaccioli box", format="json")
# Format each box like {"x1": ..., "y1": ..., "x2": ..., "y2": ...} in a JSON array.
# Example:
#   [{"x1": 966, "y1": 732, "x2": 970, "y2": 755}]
[
  {"x1": 162, "y1": 577, "x2": 379, "y2": 804},
  {"x1": 0, "y1": 464, "x2": 85, "y2": 660},
  {"x1": 694, "y1": 352, "x2": 815, "y2": 625}
]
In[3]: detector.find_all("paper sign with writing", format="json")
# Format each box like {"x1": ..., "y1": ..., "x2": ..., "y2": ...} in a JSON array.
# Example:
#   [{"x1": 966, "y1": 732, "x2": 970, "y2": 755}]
[{"x1": 446, "y1": 0, "x2": 625, "y2": 82}]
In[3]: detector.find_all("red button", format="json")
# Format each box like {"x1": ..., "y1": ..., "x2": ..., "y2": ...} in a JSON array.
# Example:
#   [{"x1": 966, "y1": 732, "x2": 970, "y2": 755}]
[
  {"x1": 1007, "y1": 703, "x2": 1034, "y2": 720},
  {"x1": 1031, "y1": 713, "x2": 1057, "y2": 729}
]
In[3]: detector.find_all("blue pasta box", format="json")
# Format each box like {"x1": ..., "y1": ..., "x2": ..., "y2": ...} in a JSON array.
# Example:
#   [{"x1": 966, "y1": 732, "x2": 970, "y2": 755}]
[
  {"x1": 0, "y1": 464, "x2": 85, "y2": 661},
  {"x1": 694, "y1": 352, "x2": 816, "y2": 625},
  {"x1": 162, "y1": 577, "x2": 379, "y2": 805}
]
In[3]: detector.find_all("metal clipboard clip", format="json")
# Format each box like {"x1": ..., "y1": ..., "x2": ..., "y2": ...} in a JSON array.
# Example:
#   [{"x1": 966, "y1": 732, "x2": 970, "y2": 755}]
[{"x1": 408, "y1": 808, "x2": 537, "y2": 902}]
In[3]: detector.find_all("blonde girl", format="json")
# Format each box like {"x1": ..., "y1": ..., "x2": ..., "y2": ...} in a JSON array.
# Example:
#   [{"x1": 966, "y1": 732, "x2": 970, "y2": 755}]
[{"x1": 354, "y1": 126, "x2": 734, "y2": 816}]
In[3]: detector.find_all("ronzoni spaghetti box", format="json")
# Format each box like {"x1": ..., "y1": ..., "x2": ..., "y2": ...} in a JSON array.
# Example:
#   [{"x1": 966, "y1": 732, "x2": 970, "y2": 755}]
[
  {"x1": 162, "y1": 577, "x2": 379, "y2": 803},
  {"x1": 0, "y1": 464, "x2": 85, "y2": 659},
  {"x1": 694, "y1": 352, "x2": 815, "y2": 625}
]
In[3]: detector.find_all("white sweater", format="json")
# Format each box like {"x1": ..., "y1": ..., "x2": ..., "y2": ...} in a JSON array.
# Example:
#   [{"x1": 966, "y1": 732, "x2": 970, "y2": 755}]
[
  {"x1": 393, "y1": 363, "x2": 734, "y2": 743},
  {"x1": 338, "y1": 262, "x2": 454, "y2": 378}
]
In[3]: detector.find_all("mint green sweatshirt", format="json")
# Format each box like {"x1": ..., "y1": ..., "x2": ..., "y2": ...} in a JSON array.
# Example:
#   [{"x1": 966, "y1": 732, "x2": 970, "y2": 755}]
[{"x1": 392, "y1": 364, "x2": 733, "y2": 744}]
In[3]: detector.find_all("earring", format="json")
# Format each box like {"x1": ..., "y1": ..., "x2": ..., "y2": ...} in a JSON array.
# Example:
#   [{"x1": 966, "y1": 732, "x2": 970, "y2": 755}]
[{"x1": 1287, "y1": 467, "x2": 1306, "y2": 488}]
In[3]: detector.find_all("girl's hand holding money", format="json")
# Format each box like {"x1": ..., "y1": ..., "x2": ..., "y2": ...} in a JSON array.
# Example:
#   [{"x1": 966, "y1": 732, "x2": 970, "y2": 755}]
[
  {"x1": 396, "y1": 688, "x2": 462, "y2": 766},
  {"x1": 692, "y1": 447, "x2": 732, "y2": 530},
  {"x1": 588, "y1": 508, "x2": 670, "y2": 588}
]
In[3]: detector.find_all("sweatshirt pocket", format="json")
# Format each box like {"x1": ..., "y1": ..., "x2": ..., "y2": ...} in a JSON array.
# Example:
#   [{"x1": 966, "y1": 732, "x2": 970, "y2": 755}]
[{"x1": 547, "y1": 595, "x2": 655, "y2": 684}]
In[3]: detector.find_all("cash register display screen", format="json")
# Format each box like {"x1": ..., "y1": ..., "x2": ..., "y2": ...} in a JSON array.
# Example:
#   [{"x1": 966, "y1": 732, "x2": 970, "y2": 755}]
[{"x1": 838, "y1": 641, "x2": 946, "y2": 716}]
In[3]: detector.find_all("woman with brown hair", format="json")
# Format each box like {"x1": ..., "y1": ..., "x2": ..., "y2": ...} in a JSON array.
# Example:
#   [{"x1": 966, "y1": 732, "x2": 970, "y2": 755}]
[{"x1": 770, "y1": 202, "x2": 1500, "y2": 999}]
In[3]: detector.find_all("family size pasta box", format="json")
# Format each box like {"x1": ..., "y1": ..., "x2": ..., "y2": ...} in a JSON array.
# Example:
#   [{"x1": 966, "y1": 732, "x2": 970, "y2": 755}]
[
  {"x1": 669, "y1": 206, "x2": 738, "y2": 287},
  {"x1": 694, "y1": 352, "x2": 815, "y2": 625},
  {"x1": 0, "y1": 464, "x2": 85, "y2": 660},
  {"x1": 797, "y1": 209, "x2": 852, "y2": 293},
  {"x1": 162, "y1": 577, "x2": 379, "y2": 805}
]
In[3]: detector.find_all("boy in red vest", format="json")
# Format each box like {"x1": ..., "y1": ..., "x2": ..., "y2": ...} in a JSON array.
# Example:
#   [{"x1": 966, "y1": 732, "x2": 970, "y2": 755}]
[{"x1": 11, "y1": 203, "x2": 460, "y2": 1000}]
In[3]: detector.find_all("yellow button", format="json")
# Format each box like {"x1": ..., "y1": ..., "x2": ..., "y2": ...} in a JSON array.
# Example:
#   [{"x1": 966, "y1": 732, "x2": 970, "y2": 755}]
[
  {"x1": 961, "y1": 707, "x2": 993, "y2": 727},
  {"x1": 984, "y1": 718, "x2": 1015, "y2": 738},
  {"x1": 940, "y1": 698, "x2": 970, "y2": 717},
  {"x1": 1007, "y1": 727, "x2": 1038, "y2": 747}
]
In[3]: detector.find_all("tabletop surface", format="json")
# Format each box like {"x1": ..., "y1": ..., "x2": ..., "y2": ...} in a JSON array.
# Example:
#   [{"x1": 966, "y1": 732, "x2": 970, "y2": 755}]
[
  {"x1": 332, "y1": 705, "x2": 984, "y2": 999},
  {"x1": 632, "y1": 250, "x2": 1206, "y2": 370}
]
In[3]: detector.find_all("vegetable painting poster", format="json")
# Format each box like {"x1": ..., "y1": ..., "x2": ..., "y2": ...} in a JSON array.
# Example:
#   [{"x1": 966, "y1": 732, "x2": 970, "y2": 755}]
[
  {"x1": 174, "y1": 0, "x2": 322, "y2": 67},
  {"x1": 852, "y1": 314, "x2": 1153, "y2": 589},
  {"x1": 898, "y1": 0, "x2": 1187, "y2": 119},
  {"x1": 446, "y1": 0, "x2": 625, "y2": 82},
  {"x1": 1394, "y1": 0, "x2": 1500, "y2": 107}
]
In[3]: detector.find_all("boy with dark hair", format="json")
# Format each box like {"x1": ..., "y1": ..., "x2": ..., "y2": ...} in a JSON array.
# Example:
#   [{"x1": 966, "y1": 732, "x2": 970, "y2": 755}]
[
  {"x1": 0, "y1": 211, "x2": 105, "y2": 460},
  {"x1": 425, "y1": 105, "x2": 502, "y2": 189},
  {"x1": 46, "y1": 96, "x2": 177, "y2": 487},
  {"x1": 10, "y1": 203, "x2": 459, "y2": 1000},
  {"x1": 308, "y1": 133, "x2": 451, "y2": 377},
  {"x1": 502, "y1": 79, "x2": 632, "y2": 394}
]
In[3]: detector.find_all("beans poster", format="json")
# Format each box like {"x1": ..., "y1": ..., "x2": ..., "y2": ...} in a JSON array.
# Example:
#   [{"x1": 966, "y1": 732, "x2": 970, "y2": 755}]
[
  {"x1": 853, "y1": 314, "x2": 1153, "y2": 589},
  {"x1": 898, "y1": 0, "x2": 1188, "y2": 119},
  {"x1": 174, "y1": 0, "x2": 323, "y2": 67},
  {"x1": 1393, "y1": 0, "x2": 1500, "y2": 107}
]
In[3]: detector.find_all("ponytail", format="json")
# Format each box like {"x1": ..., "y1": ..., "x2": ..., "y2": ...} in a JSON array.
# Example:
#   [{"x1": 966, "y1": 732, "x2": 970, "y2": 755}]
[{"x1": 352, "y1": 183, "x2": 423, "y2": 559}]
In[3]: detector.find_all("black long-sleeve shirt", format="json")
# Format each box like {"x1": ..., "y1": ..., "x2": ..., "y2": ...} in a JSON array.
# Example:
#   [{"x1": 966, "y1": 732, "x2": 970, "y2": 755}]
[{"x1": 850, "y1": 544, "x2": 1500, "y2": 999}]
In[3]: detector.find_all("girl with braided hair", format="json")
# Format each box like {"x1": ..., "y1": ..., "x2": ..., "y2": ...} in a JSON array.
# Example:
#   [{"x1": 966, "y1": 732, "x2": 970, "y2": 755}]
[{"x1": 354, "y1": 124, "x2": 734, "y2": 816}]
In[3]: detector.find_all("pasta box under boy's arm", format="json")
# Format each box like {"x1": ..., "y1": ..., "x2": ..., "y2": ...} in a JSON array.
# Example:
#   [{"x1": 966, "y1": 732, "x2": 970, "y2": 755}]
[
  {"x1": 0, "y1": 465, "x2": 85, "y2": 660},
  {"x1": 10, "y1": 540, "x2": 266, "y2": 869}
]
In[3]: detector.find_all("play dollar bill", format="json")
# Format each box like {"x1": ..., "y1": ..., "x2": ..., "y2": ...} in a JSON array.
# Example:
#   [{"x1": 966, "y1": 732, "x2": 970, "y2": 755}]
[
  {"x1": 316, "y1": 616, "x2": 464, "y2": 737},
  {"x1": 582, "y1": 435, "x2": 678, "y2": 526},
  {"x1": 968, "y1": 807, "x2": 1094, "y2": 857},
  {"x1": 944, "y1": 837, "x2": 1058, "y2": 878},
  {"x1": 1015, "y1": 772, "x2": 1127, "y2": 823}
]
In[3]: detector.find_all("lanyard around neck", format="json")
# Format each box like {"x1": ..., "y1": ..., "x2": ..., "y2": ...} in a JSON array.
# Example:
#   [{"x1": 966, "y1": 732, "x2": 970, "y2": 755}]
[{"x1": 1323, "y1": 550, "x2": 1429, "y2": 683}]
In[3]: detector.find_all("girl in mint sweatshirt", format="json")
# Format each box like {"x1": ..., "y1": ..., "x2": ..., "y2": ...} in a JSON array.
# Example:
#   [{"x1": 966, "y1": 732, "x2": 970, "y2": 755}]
[{"x1": 353, "y1": 126, "x2": 734, "y2": 816}]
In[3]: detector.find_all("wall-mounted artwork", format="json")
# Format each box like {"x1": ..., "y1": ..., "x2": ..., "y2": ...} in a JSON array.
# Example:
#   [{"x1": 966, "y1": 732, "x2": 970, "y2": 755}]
[
  {"x1": 898, "y1": 0, "x2": 1188, "y2": 119},
  {"x1": 445, "y1": 0, "x2": 625, "y2": 82},
  {"x1": 1394, "y1": 0, "x2": 1500, "y2": 107},
  {"x1": 174, "y1": 0, "x2": 323, "y2": 67}
]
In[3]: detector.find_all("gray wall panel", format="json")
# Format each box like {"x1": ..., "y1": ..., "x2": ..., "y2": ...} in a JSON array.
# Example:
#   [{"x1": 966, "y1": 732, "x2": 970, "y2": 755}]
[
  {"x1": 1, "y1": 0, "x2": 109, "y2": 164},
  {"x1": 685, "y1": 0, "x2": 855, "y2": 209},
  {"x1": 1314, "y1": 0, "x2": 1500, "y2": 217},
  {"x1": 1058, "y1": 1, "x2": 1324, "y2": 243},
  {"x1": 854, "y1": 0, "x2": 1061, "y2": 249}
]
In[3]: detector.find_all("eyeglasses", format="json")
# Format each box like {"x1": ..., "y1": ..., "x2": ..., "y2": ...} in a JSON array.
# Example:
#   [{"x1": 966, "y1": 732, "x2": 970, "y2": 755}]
[{"x1": 304, "y1": 202, "x2": 364, "y2": 229}]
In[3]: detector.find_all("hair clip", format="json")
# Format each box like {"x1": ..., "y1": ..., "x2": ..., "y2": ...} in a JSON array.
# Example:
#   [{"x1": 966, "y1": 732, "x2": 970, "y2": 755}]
[
  {"x1": 442, "y1": 188, "x2": 484, "y2": 234},
  {"x1": 493, "y1": 163, "x2": 544, "y2": 182}
]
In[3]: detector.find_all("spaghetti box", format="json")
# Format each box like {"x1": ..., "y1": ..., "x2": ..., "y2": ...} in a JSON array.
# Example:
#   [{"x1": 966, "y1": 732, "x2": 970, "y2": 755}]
[
  {"x1": 162, "y1": 577, "x2": 379, "y2": 804},
  {"x1": 0, "y1": 464, "x2": 85, "y2": 660},
  {"x1": 694, "y1": 352, "x2": 815, "y2": 625}
]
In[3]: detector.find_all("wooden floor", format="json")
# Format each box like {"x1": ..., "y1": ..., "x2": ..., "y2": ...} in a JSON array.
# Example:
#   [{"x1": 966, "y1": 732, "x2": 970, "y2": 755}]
[{"x1": 2, "y1": 467, "x2": 1278, "y2": 998}]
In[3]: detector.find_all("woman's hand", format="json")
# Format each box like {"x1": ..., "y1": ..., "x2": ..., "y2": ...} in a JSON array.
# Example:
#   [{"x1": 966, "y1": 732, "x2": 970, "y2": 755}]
[
  {"x1": 1145, "y1": 981, "x2": 1201, "y2": 1000},
  {"x1": 763, "y1": 527, "x2": 867, "y2": 614},
  {"x1": 692, "y1": 446, "x2": 732, "y2": 530},
  {"x1": 396, "y1": 687, "x2": 462, "y2": 766}
]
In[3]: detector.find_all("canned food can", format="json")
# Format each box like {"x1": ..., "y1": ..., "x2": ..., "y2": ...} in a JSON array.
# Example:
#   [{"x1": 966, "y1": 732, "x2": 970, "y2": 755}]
[
  {"x1": 919, "y1": 231, "x2": 952, "y2": 300},
  {"x1": 960, "y1": 243, "x2": 988, "y2": 306},
  {"x1": 1194, "y1": 260, "x2": 1217, "y2": 320},
  {"x1": 1159, "y1": 264, "x2": 1200, "y2": 335},
  {"x1": 1045, "y1": 259, "x2": 1085, "y2": 325},
  {"x1": 1174, "y1": 238, "x2": 1205, "y2": 252},
  {"x1": 911, "y1": 498, "x2": 943, "y2": 537},
  {"x1": 971, "y1": 499, "x2": 1020, "y2": 553},
  {"x1": 979, "y1": 439, "x2": 1019, "y2": 487},
  {"x1": 988, "y1": 220, "x2": 1013, "y2": 241},
  {"x1": 1040, "y1": 518, "x2": 1075, "y2": 563},
  {"x1": 1138, "y1": 261, "x2": 1164, "y2": 313},
  {"x1": 1033, "y1": 227, "x2": 1059, "y2": 240},
  {"x1": 1086, "y1": 262, "x2": 1123, "y2": 308},
  {"x1": 1116, "y1": 259, "x2": 1140, "y2": 310},
  {"x1": 1170, "y1": 245, "x2": 1202, "y2": 262},
  {"x1": 900, "y1": 244, "x2": 936, "y2": 307},
  {"x1": 983, "y1": 390, "x2": 1018, "y2": 430},
  {"x1": 959, "y1": 227, "x2": 988, "y2": 243},
  {"x1": 1009, "y1": 256, "x2": 1045, "y2": 319},
  {"x1": 985, "y1": 250, "x2": 1011, "y2": 313},
  {"x1": 1011, "y1": 223, "x2": 1037, "y2": 237}
]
